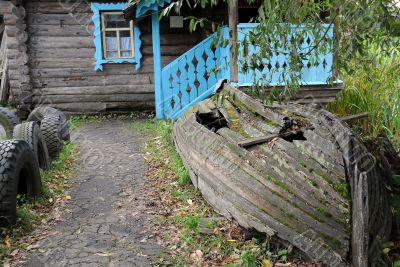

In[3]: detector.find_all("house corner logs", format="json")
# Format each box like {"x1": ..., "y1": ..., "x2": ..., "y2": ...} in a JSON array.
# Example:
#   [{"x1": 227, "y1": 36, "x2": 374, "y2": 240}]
[{"x1": 1, "y1": 0, "x2": 33, "y2": 116}]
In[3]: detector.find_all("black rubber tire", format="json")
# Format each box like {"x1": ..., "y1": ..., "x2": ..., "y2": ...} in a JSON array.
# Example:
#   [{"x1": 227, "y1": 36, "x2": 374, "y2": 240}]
[
  {"x1": 40, "y1": 114, "x2": 63, "y2": 159},
  {"x1": 13, "y1": 121, "x2": 50, "y2": 170},
  {"x1": 27, "y1": 107, "x2": 70, "y2": 142},
  {"x1": 0, "y1": 107, "x2": 20, "y2": 139},
  {"x1": 0, "y1": 140, "x2": 41, "y2": 227}
]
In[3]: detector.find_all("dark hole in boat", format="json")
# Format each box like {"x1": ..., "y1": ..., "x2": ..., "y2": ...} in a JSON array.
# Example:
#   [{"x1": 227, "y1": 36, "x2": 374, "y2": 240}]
[
  {"x1": 196, "y1": 111, "x2": 228, "y2": 131},
  {"x1": 281, "y1": 130, "x2": 307, "y2": 142}
]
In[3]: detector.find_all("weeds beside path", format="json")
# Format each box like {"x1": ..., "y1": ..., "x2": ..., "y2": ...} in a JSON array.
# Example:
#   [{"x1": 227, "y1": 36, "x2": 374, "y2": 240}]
[{"x1": 1, "y1": 143, "x2": 77, "y2": 266}]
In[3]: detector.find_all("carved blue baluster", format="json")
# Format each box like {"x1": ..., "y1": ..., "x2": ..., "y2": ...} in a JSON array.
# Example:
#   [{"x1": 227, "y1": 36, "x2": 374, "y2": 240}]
[
  {"x1": 162, "y1": 65, "x2": 173, "y2": 116},
  {"x1": 170, "y1": 61, "x2": 180, "y2": 113},
  {"x1": 193, "y1": 47, "x2": 205, "y2": 96},
  {"x1": 178, "y1": 58, "x2": 189, "y2": 111},
  {"x1": 185, "y1": 50, "x2": 197, "y2": 102}
]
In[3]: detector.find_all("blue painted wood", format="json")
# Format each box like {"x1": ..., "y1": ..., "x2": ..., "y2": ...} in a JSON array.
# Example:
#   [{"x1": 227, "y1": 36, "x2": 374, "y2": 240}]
[
  {"x1": 91, "y1": 2, "x2": 142, "y2": 71},
  {"x1": 160, "y1": 24, "x2": 333, "y2": 120},
  {"x1": 151, "y1": 10, "x2": 164, "y2": 119},
  {"x1": 160, "y1": 27, "x2": 230, "y2": 119},
  {"x1": 136, "y1": 0, "x2": 172, "y2": 17},
  {"x1": 237, "y1": 23, "x2": 334, "y2": 86}
]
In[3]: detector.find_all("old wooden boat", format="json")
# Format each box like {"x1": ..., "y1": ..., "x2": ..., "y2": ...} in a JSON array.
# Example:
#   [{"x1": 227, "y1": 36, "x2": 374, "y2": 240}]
[{"x1": 173, "y1": 83, "x2": 392, "y2": 266}]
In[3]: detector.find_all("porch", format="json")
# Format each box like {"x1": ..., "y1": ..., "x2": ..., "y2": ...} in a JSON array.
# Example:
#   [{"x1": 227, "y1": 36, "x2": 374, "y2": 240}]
[
  {"x1": 131, "y1": 0, "x2": 339, "y2": 119},
  {"x1": 157, "y1": 23, "x2": 337, "y2": 120}
]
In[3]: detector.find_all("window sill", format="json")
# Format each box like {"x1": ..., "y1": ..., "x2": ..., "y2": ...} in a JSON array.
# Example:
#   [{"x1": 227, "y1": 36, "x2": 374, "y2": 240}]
[{"x1": 95, "y1": 58, "x2": 138, "y2": 71}]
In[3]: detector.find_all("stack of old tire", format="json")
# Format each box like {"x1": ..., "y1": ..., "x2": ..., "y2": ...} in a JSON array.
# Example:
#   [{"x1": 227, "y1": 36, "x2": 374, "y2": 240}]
[{"x1": 0, "y1": 107, "x2": 70, "y2": 227}]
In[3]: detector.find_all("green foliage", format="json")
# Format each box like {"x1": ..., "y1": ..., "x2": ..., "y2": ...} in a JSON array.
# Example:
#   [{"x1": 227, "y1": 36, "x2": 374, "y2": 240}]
[
  {"x1": 15, "y1": 206, "x2": 37, "y2": 233},
  {"x1": 240, "y1": 250, "x2": 258, "y2": 267},
  {"x1": 130, "y1": 119, "x2": 191, "y2": 185},
  {"x1": 41, "y1": 143, "x2": 77, "y2": 198},
  {"x1": 328, "y1": 51, "x2": 400, "y2": 147},
  {"x1": 68, "y1": 115, "x2": 105, "y2": 130},
  {"x1": 277, "y1": 249, "x2": 288, "y2": 262},
  {"x1": 184, "y1": 215, "x2": 199, "y2": 230}
]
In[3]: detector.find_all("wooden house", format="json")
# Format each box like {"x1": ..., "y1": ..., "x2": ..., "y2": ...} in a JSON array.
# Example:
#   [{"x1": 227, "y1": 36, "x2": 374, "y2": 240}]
[{"x1": 0, "y1": 0, "x2": 340, "y2": 118}]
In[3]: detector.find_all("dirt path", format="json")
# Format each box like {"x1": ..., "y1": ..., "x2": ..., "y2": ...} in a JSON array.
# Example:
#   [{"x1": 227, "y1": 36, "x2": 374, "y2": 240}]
[{"x1": 19, "y1": 120, "x2": 162, "y2": 267}]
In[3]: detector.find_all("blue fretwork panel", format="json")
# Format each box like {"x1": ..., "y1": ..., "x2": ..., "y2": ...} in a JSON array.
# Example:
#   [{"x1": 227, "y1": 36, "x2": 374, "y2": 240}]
[
  {"x1": 161, "y1": 28, "x2": 230, "y2": 120},
  {"x1": 237, "y1": 23, "x2": 334, "y2": 86}
]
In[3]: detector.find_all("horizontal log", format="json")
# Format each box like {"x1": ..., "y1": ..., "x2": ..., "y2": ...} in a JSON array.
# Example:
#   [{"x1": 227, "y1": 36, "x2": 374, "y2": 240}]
[
  {"x1": 28, "y1": 57, "x2": 94, "y2": 69},
  {"x1": 28, "y1": 36, "x2": 95, "y2": 49},
  {"x1": 26, "y1": 13, "x2": 92, "y2": 26},
  {"x1": 27, "y1": 44, "x2": 191, "y2": 59},
  {"x1": 37, "y1": 101, "x2": 155, "y2": 114},
  {"x1": 29, "y1": 66, "x2": 155, "y2": 78},
  {"x1": 31, "y1": 73, "x2": 154, "y2": 88},
  {"x1": 9, "y1": 72, "x2": 30, "y2": 82},
  {"x1": 27, "y1": 25, "x2": 93, "y2": 37},
  {"x1": 33, "y1": 93, "x2": 155, "y2": 104},
  {"x1": 25, "y1": 2, "x2": 91, "y2": 14},
  {"x1": 7, "y1": 65, "x2": 29, "y2": 75},
  {"x1": 340, "y1": 112, "x2": 369, "y2": 123},
  {"x1": 33, "y1": 85, "x2": 154, "y2": 95},
  {"x1": 28, "y1": 55, "x2": 175, "y2": 69},
  {"x1": 28, "y1": 33, "x2": 200, "y2": 49}
]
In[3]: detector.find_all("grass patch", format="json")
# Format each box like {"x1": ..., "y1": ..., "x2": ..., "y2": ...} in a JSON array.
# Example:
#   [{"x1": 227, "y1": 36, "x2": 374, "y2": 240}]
[
  {"x1": 68, "y1": 115, "x2": 108, "y2": 130},
  {"x1": 129, "y1": 119, "x2": 191, "y2": 186},
  {"x1": 328, "y1": 53, "x2": 400, "y2": 148},
  {"x1": 0, "y1": 131, "x2": 77, "y2": 265}
]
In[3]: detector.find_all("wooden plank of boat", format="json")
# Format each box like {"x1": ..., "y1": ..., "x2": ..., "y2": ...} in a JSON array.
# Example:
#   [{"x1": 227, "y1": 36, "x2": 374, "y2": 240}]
[
  {"x1": 340, "y1": 112, "x2": 369, "y2": 123},
  {"x1": 238, "y1": 127, "x2": 314, "y2": 148},
  {"x1": 173, "y1": 84, "x2": 392, "y2": 266}
]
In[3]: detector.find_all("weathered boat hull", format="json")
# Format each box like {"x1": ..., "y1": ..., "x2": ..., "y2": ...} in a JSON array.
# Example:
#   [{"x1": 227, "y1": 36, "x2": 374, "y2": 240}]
[{"x1": 173, "y1": 84, "x2": 391, "y2": 266}]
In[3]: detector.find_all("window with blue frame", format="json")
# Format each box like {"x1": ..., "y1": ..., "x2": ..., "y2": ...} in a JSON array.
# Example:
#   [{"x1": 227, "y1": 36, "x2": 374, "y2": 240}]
[{"x1": 91, "y1": 3, "x2": 142, "y2": 71}]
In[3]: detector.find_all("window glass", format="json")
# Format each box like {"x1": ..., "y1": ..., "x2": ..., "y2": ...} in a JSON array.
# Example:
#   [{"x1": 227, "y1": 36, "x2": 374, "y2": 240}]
[
  {"x1": 105, "y1": 31, "x2": 117, "y2": 51},
  {"x1": 103, "y1": 13, "x2": 130, "y2": 28},
  {"x1": 120, "y1": 31, "x2": 131, "y2": 51},
  {"x1": 101, "y1": 12, "x2": 134, "y2": 59}
]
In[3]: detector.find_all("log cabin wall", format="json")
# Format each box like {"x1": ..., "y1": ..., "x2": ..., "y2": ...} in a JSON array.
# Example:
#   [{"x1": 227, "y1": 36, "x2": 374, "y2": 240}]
[
  {"x1": 0, "y1": 0, "x2": 33, "y2": 116},
  {"x1": 24, "y1": 0, "x2": 212, "y2": 114}
]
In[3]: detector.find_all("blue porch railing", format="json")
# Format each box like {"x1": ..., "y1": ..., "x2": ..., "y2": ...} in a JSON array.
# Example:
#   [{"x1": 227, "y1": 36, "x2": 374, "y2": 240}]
[
  {"x1": 160, "y1": 23, "x2": 333, "y2": 119},
  {"x1": 161, "y1": 28, "x2": 230, "y2": 120},
  {"x1": 237, "y1": 23, "x2": 333, "y2": 86}
]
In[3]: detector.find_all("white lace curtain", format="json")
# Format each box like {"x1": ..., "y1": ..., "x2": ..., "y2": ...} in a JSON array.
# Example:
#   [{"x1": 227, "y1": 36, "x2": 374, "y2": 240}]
[
  {"x1": 120, "y1": 36, "x2": 131, "y2": 57},
  {"x1": 105, "y1": 35, "x2": 131, "y2": 58}
]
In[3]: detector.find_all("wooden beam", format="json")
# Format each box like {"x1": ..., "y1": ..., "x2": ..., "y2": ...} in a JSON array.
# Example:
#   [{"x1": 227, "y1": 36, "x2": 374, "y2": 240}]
[
  {"x1": 238, "y1": 133, "x2": 281, "y2": 148},
  {"x1": 228, "y1": 0, "x2": 238, "y2": 82},
  {"x1": 340, "y1": 112, "x2": 369, "y2": 123},
  {"x1": 237, "y1": 127, "x2": 314, "y2": 148}
]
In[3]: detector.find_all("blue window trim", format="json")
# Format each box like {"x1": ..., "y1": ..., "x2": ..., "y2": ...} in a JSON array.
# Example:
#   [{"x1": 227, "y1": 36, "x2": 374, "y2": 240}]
[{"x1": 91, "y1": 2, "x2": 142, "y2": 71}]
